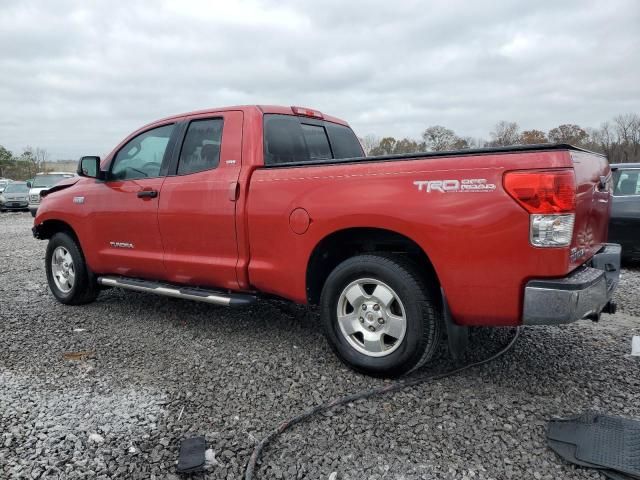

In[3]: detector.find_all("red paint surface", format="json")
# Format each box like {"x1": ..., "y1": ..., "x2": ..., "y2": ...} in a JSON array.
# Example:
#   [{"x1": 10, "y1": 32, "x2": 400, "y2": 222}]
[{"x1": 35, "y1": 105, "x2": 612, "y2": 327}]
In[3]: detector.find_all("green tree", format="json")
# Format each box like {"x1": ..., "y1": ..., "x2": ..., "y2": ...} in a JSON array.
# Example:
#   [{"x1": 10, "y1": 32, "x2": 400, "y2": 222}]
[
  {"x1": 369, "y1": 137, "x2": 397, "y2": 156},
  {"x1": 520, "y1": 129, "x2": 548, "y2": 144},
  {"x1": 548, "y1": 124, "x2": 588, "y2": 145},
  {"x1": 0, "y1": 145, "x2": 13, "y2": 177}
]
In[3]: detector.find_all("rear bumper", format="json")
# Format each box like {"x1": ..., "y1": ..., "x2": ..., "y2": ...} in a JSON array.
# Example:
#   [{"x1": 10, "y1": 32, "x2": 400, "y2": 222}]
[{"x1": 522, "y1": 243, "x2": 621, "y2": 325}]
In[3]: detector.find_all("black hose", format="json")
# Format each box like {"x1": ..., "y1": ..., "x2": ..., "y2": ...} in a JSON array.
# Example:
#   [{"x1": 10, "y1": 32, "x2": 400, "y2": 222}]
[{"x1": 244, "y1": 327, "x2": 522, "y2": 479}]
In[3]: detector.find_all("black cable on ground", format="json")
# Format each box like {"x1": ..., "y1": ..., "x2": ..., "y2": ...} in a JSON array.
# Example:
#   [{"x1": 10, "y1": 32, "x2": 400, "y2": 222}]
[{"x1": 244, "y1": 327, "x2": 522, "y2": 480}]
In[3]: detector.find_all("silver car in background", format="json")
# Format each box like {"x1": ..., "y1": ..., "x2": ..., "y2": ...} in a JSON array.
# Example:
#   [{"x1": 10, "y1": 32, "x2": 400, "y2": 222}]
[
  {"x1": 28, "y1": 172, "x2": 75, "y2": 217},
  {"x1": 0, "y1": 181, "x2": 30, "y2": 212}
]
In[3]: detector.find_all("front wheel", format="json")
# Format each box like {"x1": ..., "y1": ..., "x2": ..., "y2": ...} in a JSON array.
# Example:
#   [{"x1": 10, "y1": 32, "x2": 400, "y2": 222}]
[
  {"x1": 45, "y1": 232, "x2": 99, "y2": 305},
  {"x1": 320, "y1": 254, "x2": 442, "y2": 377}
]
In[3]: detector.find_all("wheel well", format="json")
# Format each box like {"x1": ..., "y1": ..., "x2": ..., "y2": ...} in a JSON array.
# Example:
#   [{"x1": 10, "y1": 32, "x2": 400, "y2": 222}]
[
  {"x1": 34, "y1": 220, "x2": 79, "y2": 242},
  {"x1": 306, "y1": 228, "x2": 439, "y2": 305}
]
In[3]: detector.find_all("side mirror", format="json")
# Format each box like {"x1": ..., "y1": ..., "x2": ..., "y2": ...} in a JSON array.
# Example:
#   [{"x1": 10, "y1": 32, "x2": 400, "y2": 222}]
[
  {"x1": 26, "y1": 180, "x2": 32, "y2": 188},
  {"x1": 78, "y1": 156, "x2": 102, "y2": 179}
]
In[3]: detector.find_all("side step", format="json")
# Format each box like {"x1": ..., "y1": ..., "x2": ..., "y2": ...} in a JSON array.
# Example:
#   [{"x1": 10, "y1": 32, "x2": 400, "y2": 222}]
[{"x1": 97, "y1": 276, "x2": 257, "y2": 307}]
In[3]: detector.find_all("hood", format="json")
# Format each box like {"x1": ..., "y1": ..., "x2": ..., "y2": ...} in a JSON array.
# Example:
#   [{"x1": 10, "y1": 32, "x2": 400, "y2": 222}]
[
  {"x1": 2, "y1": 192, "x2": 29, "y2": 200},
  {"x1": 40, "y1": 177, "x2": 81, "y2": 198}
]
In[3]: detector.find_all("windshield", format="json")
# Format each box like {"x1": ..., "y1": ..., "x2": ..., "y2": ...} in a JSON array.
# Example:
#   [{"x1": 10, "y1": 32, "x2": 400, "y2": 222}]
[
  {"x1": 33, "y1": 174, "x2": 73, "y2": 188},
  {"x1": 4, "y1": 183, "x2": 28, "y2": 193}
]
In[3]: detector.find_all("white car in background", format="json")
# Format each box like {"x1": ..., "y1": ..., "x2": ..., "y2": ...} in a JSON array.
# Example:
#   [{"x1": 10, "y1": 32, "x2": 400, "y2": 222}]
[{"x1": 28, "y1": 172, "x2": 76, "y2": 217}]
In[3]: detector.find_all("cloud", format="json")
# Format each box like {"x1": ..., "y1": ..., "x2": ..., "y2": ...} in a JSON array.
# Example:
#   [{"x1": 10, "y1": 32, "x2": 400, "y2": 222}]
[{"x1": 0, "y1": 0, "x2": 638, "y2": 158}]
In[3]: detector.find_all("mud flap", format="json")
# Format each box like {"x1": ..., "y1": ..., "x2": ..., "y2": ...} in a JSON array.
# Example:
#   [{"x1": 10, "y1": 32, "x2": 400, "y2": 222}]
[{"x1": 441, "y1": 288, "x2": 468, "y2": 361}]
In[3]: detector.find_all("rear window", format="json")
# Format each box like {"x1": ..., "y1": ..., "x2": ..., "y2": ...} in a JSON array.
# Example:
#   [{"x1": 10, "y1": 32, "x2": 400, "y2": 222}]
[
  {"x1": 263, "y1": 114, "x2": 363, "y2": 166},
  {"x1": 613, "y1": 169, "x2": 640, "y2": 196}
]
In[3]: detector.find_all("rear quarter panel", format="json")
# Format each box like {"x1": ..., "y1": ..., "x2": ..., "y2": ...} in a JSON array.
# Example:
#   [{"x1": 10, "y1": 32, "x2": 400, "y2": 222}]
[{"x1": 247, "y1": 150, "x2": 575, "y2": 326}]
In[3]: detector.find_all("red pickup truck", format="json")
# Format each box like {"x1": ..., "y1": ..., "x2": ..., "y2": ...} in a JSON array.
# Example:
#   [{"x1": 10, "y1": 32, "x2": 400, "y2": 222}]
[{"x1": 33, "y1": 105, "x2": 621, "y2": 376}]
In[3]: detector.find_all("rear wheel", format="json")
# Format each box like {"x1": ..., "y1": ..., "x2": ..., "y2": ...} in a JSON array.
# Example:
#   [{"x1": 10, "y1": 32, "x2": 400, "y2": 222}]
[
  {"x1": 45, "y1": 232, "x2": 98, "y2": 305},
  {"x1": 320, "y1": 254, "x2": 442, "y2": 377}
]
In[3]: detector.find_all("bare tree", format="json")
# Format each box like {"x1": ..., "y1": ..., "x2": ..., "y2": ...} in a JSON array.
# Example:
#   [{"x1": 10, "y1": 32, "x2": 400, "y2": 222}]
[
  {"x1": 613, "y1": 113, "x2": 640, "y2": 162},
  {"x1": 422, "y1": 126, "x2": 459, "y2": 151},
  {"x1": 19, "y1": 146, "x2": 37, "y2": 177},
  {"x1": 34, "y1": 147, "x2": 50, "y2": 172},
  {"x1": 489, "y1": 121, "x2": 520, "y2": 146},
  {"x1": 359, "y1": 134, "x2": 380, "y2": 156}
]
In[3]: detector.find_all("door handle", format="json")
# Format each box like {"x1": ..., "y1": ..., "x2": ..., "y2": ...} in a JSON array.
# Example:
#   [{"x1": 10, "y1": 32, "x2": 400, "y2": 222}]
[{"x1": 137, "y1": 190, "x2": 158, "y2": 199}]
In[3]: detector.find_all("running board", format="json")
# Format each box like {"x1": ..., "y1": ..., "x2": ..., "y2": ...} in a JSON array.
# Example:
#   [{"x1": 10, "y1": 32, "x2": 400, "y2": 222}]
[{"x1": 97, "y1": 276, "x2": 257, "y2": 307}]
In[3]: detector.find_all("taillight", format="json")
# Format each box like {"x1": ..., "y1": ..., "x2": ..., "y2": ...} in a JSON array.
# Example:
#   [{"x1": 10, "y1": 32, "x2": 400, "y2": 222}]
[
  {"x1": 504, "y1": 169, "x2": 576, "y2": 247},
  {"x1": 504, "y1": 169, "x2": 575, "y2": 213}
]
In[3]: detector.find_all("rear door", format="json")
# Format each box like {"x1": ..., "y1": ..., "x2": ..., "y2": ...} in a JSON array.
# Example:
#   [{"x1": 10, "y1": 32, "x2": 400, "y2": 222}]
[
  {"x1": 158, "y1": 111, "x2": 243, "y2": 290},
  {"x1": 86, "y1": 123, "x2": 177, "y2": 278}
]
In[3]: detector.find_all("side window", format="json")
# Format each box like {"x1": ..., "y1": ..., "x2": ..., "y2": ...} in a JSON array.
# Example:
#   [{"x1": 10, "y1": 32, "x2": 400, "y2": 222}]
[
  {"x1": 264, "y1": 115, "x2": 307, "y2": 165},
  {"x1": 613, "y1": 170, "x2": 640, "y2": 196},
  {"x1": 177, "y1": 119, "x2": 224, "y2": 175},
  {"x1": 325, "y1": 122, "x2": 364, "y2": 158},
  {"x1": 111, "y1": 124, "x2": 175, "y2": 180}
]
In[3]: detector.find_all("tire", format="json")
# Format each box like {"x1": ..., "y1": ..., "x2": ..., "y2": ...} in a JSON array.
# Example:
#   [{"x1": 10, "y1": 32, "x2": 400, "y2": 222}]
[
  {"x1": 30, "y1": 210, "x2": 36, "y2": 217},
  {"x1": 45, "y1": 232, "x2": 99, "y2": 305},
  {"x1": 320, "y1": 254, "x2": 443, "y2": 377}
]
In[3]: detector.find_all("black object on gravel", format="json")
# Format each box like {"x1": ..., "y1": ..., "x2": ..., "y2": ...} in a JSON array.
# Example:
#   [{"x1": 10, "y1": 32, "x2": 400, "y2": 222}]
[
  {"x1": 176, "y1": 436, "x2": 206, "y2": 474},
  {"x1": 547, "y1": 412, "x2": 640, "y2": 479}
]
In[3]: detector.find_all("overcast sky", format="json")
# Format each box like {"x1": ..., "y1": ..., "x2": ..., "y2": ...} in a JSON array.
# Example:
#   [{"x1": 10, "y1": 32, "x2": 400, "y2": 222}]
[{"x1": 1, "y1": 0, "x2": 639, "y2": 159}]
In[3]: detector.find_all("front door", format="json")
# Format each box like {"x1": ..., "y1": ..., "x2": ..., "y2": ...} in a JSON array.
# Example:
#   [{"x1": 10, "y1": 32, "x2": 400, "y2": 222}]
[
  {"x1": 86, "y1": 123, "x2": 177, "y2": 279},
  {"x1": 158, "y1": 111, "x2": 243, "y2": 290}
]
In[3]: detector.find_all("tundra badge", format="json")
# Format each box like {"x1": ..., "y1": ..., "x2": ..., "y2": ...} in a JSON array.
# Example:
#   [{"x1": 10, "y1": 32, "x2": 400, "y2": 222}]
[{"x1": 110, "y1": 241, "x2": 134, "y2": 249}]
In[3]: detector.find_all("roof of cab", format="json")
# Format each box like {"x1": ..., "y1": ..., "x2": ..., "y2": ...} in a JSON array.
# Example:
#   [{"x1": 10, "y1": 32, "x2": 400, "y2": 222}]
[
  {"x1": 141, "y1": 105, "x2": 350, "y2": 130},
  {"x1": 610, "y1": 162, "x2": 640, "y2": 169}
]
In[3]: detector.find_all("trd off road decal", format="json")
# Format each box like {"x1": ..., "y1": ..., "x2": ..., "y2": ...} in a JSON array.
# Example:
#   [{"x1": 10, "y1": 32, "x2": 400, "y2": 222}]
[{"x1": 413, "y1": 178, "x2": 497, "y2": 193}]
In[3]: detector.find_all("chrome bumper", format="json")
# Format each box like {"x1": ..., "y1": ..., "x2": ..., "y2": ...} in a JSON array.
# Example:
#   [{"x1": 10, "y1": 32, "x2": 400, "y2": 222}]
[{"x1": 522, "y1": 243, "x2": 621, "y2": 325}]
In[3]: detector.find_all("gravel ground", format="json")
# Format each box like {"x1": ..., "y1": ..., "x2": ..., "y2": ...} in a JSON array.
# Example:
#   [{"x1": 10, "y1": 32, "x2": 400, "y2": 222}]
[{"x1": 1, "y1": 211, "x2": 639, "y2": 480}]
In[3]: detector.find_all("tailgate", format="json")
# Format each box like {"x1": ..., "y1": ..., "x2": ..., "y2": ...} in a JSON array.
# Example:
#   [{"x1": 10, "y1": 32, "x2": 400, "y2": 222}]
[{"x1": 570, "y1": 150, "x2": 612, "y2": 268}]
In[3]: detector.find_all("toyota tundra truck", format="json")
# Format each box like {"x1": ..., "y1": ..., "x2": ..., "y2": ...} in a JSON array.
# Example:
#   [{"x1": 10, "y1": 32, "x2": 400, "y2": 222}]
[{"x1": 32, "y1": 105, "x2": 621, "y2": 376}]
